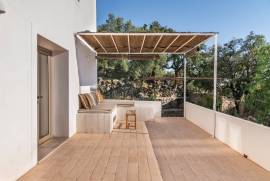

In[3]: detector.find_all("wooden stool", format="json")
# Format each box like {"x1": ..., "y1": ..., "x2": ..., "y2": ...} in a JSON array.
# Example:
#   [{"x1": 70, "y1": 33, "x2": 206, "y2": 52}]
[{"x1": 126, "y1": 110, "x2": 136, "y2": 129}]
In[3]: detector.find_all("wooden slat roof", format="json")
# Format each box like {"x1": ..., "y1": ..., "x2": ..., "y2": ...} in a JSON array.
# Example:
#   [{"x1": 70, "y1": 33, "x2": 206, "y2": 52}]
[{"x1": 77, "y1": 32, "x2": 216, "y2": 60}]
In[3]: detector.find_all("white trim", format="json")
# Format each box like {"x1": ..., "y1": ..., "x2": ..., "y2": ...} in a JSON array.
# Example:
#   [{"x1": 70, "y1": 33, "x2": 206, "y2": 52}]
[
  {"x1": 97, "y1": 52, "x2": 183, "y2": 55},
  {"x1": 213, "y1": 34, "x2": 218, "y2": 111},
  {"x1": 174, "y1": 35, "x2": 197, "y2": 53},
  {"x1": 128, "y1": 34, "x2": 130, "y2": 53},
  {"x1": 78, "y1": 32, "x2": 217, "y2": 36},
  {"x1": 183, "y1": 57, "x2": 187, "y2": 118},
  {"x1": 111, "y1": 35, "x2": 119, "y2": 53},
  {"x1": 152, "y1": 35, "x2": 163, "y2": 52},
  {"x1": 213, "y1": 34, "x2": 218, "y2": 138},
  {"x1": 93, "y1": 35, "x2": 107, "y2": 53},
  {"x1": 163, "y1": 35, "x2": 180, "y2": 52},
  {"x1": 183, "y1": 37, "x2": 210, "y2": 54},
  {"x1": 140, "y1": 35, "x2": 146, "y2": 53}
]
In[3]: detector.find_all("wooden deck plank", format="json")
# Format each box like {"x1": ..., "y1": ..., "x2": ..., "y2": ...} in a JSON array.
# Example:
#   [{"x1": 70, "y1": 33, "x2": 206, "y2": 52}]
[
  {"x1": 115, "y1": 131, "x2": 130, "y2": 181},
  {"x1": 18, "y1": 121, "x2": 162, "y2": 181},
  {"x1": 19, "y1": 116, "x2": 270, "y2": 181},
  {"x1": 127, "y1": 133, "x2": 139, "y2": 181},
  {"x1": 145, "y1": 117, "x2": 270, "y2": 181}
]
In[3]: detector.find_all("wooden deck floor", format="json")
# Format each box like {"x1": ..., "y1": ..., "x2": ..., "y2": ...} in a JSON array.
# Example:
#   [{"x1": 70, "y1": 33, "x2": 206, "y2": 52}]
[
  {"x1": 38, "y1": 137, "x2": 67, "y2": 161},
  {"x1": 18, "y1": 121, "x2": 162, "y2": 181},
  {"x1": 145, "y1": 117, "x2": 270, "y2": 181}
]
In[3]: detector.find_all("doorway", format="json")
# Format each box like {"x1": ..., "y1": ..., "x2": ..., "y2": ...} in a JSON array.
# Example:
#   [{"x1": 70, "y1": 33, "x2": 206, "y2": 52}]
[
  {"x1": 37, "y1": 35, "x2": 69, "y2": 161},
  {"x1": 37, "y1": 48, "x2": 52, "y2": 144}
]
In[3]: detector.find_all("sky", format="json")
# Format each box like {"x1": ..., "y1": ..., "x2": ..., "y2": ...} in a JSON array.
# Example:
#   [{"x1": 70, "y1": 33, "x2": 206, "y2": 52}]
[{"x1": 97, "y1": 0, "x2": 270, "y2": 44}]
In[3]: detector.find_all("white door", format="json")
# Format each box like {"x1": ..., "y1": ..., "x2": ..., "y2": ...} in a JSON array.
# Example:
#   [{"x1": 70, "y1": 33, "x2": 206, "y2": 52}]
[{"x1": 38, "y1": 50, "x2": 51, "y2": 144}]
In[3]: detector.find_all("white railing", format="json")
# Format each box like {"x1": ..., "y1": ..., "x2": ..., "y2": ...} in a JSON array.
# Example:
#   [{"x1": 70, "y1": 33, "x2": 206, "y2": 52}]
[{"x1": 185, "y1": 101, "x2": 270, "y2": 172}]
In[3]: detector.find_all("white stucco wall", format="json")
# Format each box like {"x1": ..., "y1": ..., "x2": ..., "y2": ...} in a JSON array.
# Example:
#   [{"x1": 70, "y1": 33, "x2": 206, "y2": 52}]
[
  {"x1": 185, "y1": 102, "x2": 215, "y2": 135},
  {"x1": 76, "y1": 38, "x2": 97, "y2": 87},
  {"x1": 215, "y1": 112, "x2": 270, "y2": 172},
  {"x1": 185, "y1": 101, "x2": 270, "y2": 172},
  {"x1": 51, "y1": 52, "x2": 69, "y2": 137},
  {"x1": 0, "y1": 0, "x2": 96, "y2": 180}
]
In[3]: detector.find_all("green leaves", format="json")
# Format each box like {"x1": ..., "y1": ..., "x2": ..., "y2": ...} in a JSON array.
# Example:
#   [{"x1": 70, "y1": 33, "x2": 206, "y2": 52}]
[{"x1": 97, "y1": 14, "x2": 270, "y2": 126}]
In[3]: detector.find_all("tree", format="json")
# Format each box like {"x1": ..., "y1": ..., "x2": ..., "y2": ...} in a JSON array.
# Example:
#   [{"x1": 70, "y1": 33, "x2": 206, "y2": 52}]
[
  {"x1": 98, "y1": 14, "x2": 136, "y2": 32},
  {"x1": 245, "y1": 45, "x2": 270, "y2": 125},
  {"x1": 218, "y1": 32, "x2": 266, "y2": 115},
  {"x1": 165, "y1": 54, "x2": 184, "y2": 86},
  {"x1": 97, "y1": 14, "x2": 172, "y2": 80},
  {"x1": 187, "y1": 45, "x2": 214, "y2": 92},
  {"x1": 97, "y1": 14, "x2": 270, "y2": 123}
]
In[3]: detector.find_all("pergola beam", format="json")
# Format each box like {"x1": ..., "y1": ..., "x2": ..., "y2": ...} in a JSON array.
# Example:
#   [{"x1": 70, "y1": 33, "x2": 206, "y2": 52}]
[
  {"x1": 76, "y1": 34, "x2": 97, "y2": 54},
  {"x1": 140, "y1": 35, "x2": 146, "y2": 53},
  {"x1": 111, "y1": 35, "x2": 119, "y2": 53},
  {"x1": 128, "y1": 34, "x2": 130, "y2": 53},
  {"x1": 163, "y1": 35, "x2": 180, "y2": 53},
  {"x1": 93, "y1": 35, "x2": 107, "y2": 53},
  {"x1": 77, "y1": 32, "x2": 218, "y2": 59},
  {"x1": 78, "y1": 32, "x2": 217, "y2": 36},
  {"x1": 152, "y1": 35, "x2": 163, "y2": 52},
  {"x1": 183, "y1": 37, "x2": 209, "y2": 54},
  {"x1": 174, "y1": 35, "x2": 197, "y2": 53},
  {"x1": 97, "y1": 52, "x2": 184, "y2": 55}
]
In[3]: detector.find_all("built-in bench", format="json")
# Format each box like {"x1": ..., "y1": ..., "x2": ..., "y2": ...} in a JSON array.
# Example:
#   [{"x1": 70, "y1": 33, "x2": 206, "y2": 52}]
[
  {"x1": 76, "y1": 86, "x2": 161, "y2": 134},
  {"x1": 77, "y1": 99, "x2": 134, "y2": 133}
]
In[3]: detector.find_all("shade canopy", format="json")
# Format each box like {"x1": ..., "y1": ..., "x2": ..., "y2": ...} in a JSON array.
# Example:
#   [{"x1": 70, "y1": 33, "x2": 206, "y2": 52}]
[{"x1": 77, "y1": 32, "x2": 216, "y2": 60}]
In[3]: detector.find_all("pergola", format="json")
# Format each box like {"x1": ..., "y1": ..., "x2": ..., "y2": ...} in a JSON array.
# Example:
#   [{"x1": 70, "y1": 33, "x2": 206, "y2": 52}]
[{"x1": 77, "y1": 32, "x2": 218, "y2": 135}]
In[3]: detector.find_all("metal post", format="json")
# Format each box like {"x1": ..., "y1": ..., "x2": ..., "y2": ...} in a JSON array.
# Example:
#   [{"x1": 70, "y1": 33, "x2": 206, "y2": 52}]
[
  {"x1": 183, "y1": 57, "x2": 187, "y2": 118},
  {"x1": 213, "y1": 34, "x2": 218, "y2": 137}
]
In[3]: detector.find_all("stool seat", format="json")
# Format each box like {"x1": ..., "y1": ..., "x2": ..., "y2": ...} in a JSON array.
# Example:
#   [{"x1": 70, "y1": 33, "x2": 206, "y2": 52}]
[
  {"x1": 126, "y1": 110, "x2": 136, "y2": 129},
  {"x1": 126, "y1": 110, "x2": 136, "y2": 115}
]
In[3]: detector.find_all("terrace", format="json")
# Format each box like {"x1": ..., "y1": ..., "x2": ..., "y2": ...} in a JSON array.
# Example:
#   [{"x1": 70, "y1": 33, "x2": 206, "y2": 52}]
[{"x1": 19, "y1": 32, "x2": 270, "y2": 181}]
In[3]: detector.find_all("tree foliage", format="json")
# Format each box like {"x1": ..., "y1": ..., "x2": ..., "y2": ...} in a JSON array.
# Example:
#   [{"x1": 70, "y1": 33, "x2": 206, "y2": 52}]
[
  {"x1": 245, "y1": 45, "x2": 270, "y2": 125},
  {"x1": 97, "y1": 14, "x2": 269, "y2": 125},
  {"x1": 97, "y1": 14, "x2": 174, "y2": 81},
  {"x1": 218, "y1": 32, "x2": 266, "y2": 115}
]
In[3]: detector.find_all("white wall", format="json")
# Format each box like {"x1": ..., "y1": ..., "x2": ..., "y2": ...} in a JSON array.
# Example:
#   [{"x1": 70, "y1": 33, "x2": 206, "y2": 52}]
[
  {"x1": 185, "y1": 102, "x2": 215, "y2": 135},
  {"x1": 76, "y1": 38, "x2": 97, "y2": 87},
  {"x1": 51, "y1": 53, "x2": 69, "y2": 137},
  {"x1": 0, "y1": 0, "x2": 96, "y2": 180},
  {"x1": 135, "y1": 101, "x2": 161, "y2": 121},
  {"x1": 0, "y1": 11, "x2": 35, "y2": 181},
  {"x1": 115, "y1": 100, "x2": 162, "y2": 122},
  {"x1": 215, "y1": 112, "x2": 270, "y2": 171},
  {"x1": 185, "y1": 101, "x2": 270, "y2": 171}
]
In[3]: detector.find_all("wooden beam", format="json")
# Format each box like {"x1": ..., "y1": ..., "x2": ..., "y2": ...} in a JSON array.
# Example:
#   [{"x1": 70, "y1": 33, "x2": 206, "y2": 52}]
[
  {"x1": 163, "y1": 35, "x2": 180, "y2": 53},
  {"x1": 174, "y1": 35, "x2": 197, "y2": 53},
  {"x1": 76, "y1": 35, "x2": 97, "y2": 54},
  {"x1": 78, "y1": 32, "x2": 217, "y2": 36},
  {"x1": 152, "y1": 35, "x2": 163, "y2": 52},
  {"x1": 140, "y1": 35, "x2": 146, "y2": 53},
  {"x1": 183, "y1": 37, "x2": 209, "y2": 55},
  {"x1": 93, "y1": 35, "x2": 107, "y2": 53},
  {"x1": 97, "y1": 52, "x2": 183, "y2": 55},
  {"x1": 111, "y1": 35, "x2": 119, "y2": 53},
  {"x1": 128, "y1": 34, "x2": 130, "y2": 53}
]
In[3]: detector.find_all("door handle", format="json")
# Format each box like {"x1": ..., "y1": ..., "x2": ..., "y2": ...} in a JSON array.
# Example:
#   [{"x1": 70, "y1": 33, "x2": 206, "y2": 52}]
[{"x1": 37, "y1": 96, "x2": 43, "y2": 99}]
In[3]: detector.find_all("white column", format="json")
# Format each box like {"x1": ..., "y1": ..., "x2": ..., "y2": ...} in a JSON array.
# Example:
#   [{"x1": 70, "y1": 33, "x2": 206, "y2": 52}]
[
  {"x1": 183, "y1": 57, "x2": 187, "y2": 118},
  {"x1": 213, "y1": 34, "x2": 218, "y2": 137},
  {"x1": 213, "y1": 34, "x2": 218, "y2": 111}
]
